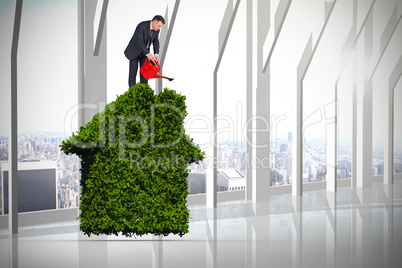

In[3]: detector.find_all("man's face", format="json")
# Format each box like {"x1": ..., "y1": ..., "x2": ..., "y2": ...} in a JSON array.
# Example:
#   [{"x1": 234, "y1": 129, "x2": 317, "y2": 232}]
[{"x1": 152, "y1": 20, "x2": 164, "y2": 31}]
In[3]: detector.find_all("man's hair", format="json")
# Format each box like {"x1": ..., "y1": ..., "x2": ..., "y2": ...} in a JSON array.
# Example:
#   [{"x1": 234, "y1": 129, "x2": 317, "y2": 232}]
[{"x1": 152, "y1": 15, "x2": 165, "y2": 24}]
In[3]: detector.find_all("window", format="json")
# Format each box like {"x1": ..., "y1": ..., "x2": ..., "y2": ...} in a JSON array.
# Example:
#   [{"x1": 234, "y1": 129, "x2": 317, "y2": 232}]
[{"x1": 2, "y1": 2, "x2": 80, "y2": 213}]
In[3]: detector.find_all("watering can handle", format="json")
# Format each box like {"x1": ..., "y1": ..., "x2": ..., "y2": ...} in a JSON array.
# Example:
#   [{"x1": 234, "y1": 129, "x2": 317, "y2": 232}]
[{"x1": 145, "y1": 58, "x2": 160, "y2": 68}]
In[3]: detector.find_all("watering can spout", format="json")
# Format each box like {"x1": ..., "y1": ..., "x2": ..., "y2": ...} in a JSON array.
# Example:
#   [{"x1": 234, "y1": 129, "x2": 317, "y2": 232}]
[
  {"x1": 140, "y1": 58, "x2": 174, "y2": 81},
  {"x1": 153, "y1": 74, "x2": 174, "y2": 81}
]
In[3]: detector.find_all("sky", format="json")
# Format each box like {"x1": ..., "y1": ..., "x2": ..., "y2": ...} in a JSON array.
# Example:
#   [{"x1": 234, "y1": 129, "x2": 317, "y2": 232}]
[
  {"x1": 0, "y1": 0, "x2": 401, "y2": 147},
  {"x1": 0, "y1": 0, "x2": 78, "y2": 136}
]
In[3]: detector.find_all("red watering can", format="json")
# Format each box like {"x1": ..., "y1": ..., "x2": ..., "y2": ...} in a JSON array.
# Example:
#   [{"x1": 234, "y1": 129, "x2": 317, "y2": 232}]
[{"x1": 140, "y1": 58, "x2": 174, "y2": 81}]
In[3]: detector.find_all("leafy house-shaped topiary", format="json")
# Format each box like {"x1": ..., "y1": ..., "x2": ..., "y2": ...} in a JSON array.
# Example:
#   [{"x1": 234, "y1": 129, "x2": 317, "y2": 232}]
[{"x1": 60, "y1": 84, "x2": 205, "y2": 237}]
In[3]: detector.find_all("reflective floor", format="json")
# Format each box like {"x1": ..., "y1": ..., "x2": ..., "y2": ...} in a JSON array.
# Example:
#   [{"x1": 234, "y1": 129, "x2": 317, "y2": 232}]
[{"x1": 1, "y1": 181, "x2": 402, "y2": 268}]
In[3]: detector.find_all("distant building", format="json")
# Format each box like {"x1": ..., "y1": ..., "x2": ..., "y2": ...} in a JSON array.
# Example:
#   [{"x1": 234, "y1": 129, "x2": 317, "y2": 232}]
[
  {"x1": 218, "y1": 168, "x2": 246, "y2": 191},
  {"x1": 303, "y1": 173, "x2": 309, "y2": 183},
  {"x1": 340, "y1": 167, "x2": 348, "y2": 179},
  {"x1": 1, "y1": 161, "x2": 57, "y2": 214},
  {"x1": 280, "y1": 143, "x2": 288, "y2": 152},
  {"x1": 395, "y1": 163, "x2": 402, "y2": 173},
  {"x1": 188, "y1": 172, "x2": 206, "y2": 195},
  {"x1": 270, "y1": 169, "x2": 280, "y2": 186},
  {"x1": 377, "y1": 163, "x2": 384, "y2": 175}
]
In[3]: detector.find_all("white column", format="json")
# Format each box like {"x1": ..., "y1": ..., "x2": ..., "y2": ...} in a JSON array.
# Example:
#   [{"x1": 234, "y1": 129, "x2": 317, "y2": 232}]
[
  {"x1": 294, "y1": 35, "x2": 312, "y2": 196},
  {"x1": 293, "y1": 36, "x2": 311, "y2": 197},
  {"x1": 254, "y1": 69, "x2": 270, "y2": 202},
  {"x1": 384, "y1": 71, "x2": 394, "y2": 184},
  {"x1": 356, "y1": 80, "x2": 373, "y2": 188},
  {"x1": 78, "y1": 0, "x2": 85, "y2": 128},
  {"x1": 9, "y1": 0, "x2": 23, "y2": 236},
  {"x1": 385, "y1": 54, "x2": 402, "y2": 184},
  {"x1": 79, "y1": 0, "x2": 108, "y2": 127},
  {"x1": 326, "y1": 98, "x2": 338, "y2": 192},
  {"x1": 254, "y1": 0, "x2": 271, "y2": 202},
  {"x1": 356, "y1": 9, "x2": 373, "y2": 189},
  {"x1": 260, "y1": 0, "x2": 292, "y2": 196},
  {"x1": 336, "y1": 0, "x2": 358, "y2": 189},
  {"x1": 352, "y1": 47, "x2": 358, "y2": 188},
  {"x1": 246, "y1": 0, "x2": 253, "y2": 201},
  {"x1": 351, "y1": 0, "x2": 375, "y2": 189},
  {"x1": 156, "y1": 7, "x2": 168, "y2": 95},
  {"x1": 384, "y1": 81, "x2": 395, "y2": 185},
  {"x1": 351, "y1": 0, "x2": 358, "y2": 188},
  {"x1": 156, "y1": 0, "x2": 181, "y2": 95}
]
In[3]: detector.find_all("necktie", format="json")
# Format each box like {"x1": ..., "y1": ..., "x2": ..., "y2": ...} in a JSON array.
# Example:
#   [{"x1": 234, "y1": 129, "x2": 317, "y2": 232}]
[{"x1": 148, "y1": 30, "x2": 154, "y2": 51}]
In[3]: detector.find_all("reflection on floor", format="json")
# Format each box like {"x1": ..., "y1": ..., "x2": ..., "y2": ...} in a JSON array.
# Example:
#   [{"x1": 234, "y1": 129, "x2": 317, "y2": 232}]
[{"x1": 1, "y1": 181, "x2": 402, "y2": 268}]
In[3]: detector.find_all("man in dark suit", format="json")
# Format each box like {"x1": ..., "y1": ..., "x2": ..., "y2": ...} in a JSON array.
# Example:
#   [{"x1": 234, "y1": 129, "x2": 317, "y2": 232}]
[{"x1": 124, "y1": 15, "x2": 165, "y2": 86}]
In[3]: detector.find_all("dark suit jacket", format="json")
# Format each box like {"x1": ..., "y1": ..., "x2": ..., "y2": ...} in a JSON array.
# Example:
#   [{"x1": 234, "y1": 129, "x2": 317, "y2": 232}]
[{"x1": 124, "y1": 20, "x2": 160, "y2": 61}]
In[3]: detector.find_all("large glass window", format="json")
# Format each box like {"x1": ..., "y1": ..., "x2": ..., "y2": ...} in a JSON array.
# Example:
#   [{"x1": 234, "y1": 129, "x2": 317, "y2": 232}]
[
  {"x1": 215, "y1": 0, "x2": 246, "y2": 192},
  {"x1": 0, "y1": 0, "x2": 80, "y2": 213}
]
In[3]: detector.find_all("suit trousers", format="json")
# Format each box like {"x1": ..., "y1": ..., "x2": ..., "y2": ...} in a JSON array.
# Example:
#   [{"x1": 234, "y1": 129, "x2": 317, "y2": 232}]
[{"x1": 129, "y1": 54, "x2": 147, "y2": 87}]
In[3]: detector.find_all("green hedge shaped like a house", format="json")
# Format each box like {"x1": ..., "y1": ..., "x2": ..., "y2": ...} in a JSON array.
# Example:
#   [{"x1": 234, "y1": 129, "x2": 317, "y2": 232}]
[{"x1": 60, "y1": 84, "x2": 205, "y2": 237}]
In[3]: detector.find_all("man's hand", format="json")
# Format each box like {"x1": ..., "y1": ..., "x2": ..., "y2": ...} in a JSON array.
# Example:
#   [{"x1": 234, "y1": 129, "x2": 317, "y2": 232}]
[
  {"x1": 147, "y1": 54, "x2": 154, "y2": 60},
  {"x1": 154, "y1": 55, "x2": 159, "y2": 62}
]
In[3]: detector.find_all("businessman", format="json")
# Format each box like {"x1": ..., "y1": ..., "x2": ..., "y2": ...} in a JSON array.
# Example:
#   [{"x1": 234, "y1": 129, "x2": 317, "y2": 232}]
[{"x1": 124, "y1": 15, "x2": 165, "y2": 87}]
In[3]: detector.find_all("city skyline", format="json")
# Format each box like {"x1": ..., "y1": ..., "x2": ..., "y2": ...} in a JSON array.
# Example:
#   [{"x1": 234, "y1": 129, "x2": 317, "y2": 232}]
[
  {"x1": 1, "y1": 126, "x2": 402, "y2": 212},
  {"x1": 0, "y1": 132, "x2": 80, "y2": 211}
]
